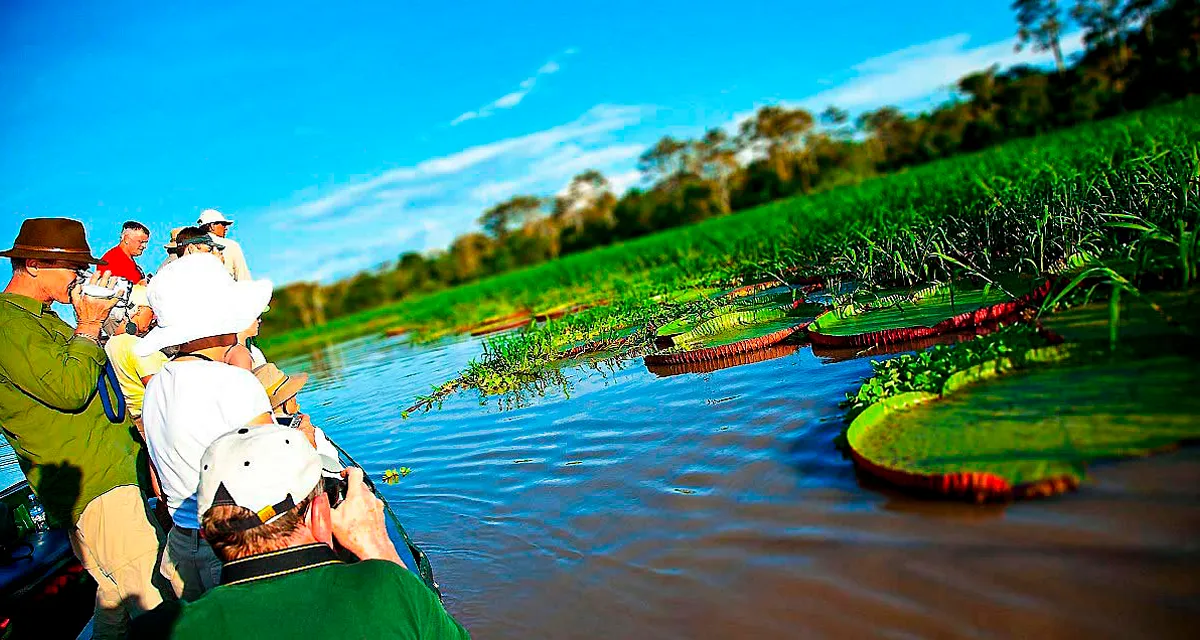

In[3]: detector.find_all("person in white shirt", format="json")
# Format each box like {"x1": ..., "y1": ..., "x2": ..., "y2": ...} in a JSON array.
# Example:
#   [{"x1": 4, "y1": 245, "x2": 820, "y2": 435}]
[
  {"x1": 196, "y1": 209, "x2": 251, "y2": 281},
  {"x1": 138, "y1": 253, "x2": 279, "y2": 601}
]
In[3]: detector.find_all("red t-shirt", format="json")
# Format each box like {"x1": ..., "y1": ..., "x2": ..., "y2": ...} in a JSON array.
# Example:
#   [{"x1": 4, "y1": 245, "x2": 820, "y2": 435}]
[{"x1": 99, "y1": 246, "x2": 145, "y2": 283}]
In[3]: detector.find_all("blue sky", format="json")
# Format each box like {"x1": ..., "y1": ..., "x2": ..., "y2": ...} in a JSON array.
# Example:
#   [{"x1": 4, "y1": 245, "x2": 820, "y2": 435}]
[{"x1": 1, "y1": 1, "x2": 1083, "y2": 287}]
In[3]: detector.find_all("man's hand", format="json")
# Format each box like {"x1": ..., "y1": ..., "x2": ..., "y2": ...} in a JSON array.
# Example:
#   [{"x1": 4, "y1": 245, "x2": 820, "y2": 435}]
[
  {"x1": 330, "y1": 467, "x2": 405, "y2": 567},
  {"x1": 72, "y1": 270, "x2": 119, "y2": 340},
  {"x1": 295, "y1": 413, "x2": 318, "y2": 448}
]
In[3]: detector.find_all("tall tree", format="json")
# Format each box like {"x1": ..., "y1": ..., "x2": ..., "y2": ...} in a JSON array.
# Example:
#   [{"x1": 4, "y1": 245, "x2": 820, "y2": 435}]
[
  {"x1": 638, "y1": 136, "x2": 700, "y2": 186},
  {"x1": 1013, "y1": 0, "x2": 1067, "y2": 72},
  {"x1": 696, "y1": 128, "x2": 739, "y2": 211},
  {"x1": 478, "y1": 195, "x2": 545, "y2": 239},
  {"x1": 737, "y1": 105, "x2": 815, "y2": 183},
  {"x1": 553, "y1": 170, "x2": 610, "y2": 227}
]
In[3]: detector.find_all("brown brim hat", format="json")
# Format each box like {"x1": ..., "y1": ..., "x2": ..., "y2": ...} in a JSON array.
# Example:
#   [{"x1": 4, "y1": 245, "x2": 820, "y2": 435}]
[
  {"x1": 1, "y1": 217, "x2": 105, "y2": 265},
  {"x1": 253, "y1": 363, "x2": 309, "y2": 409},
  {"x1": 164, "y1": 227, "x2": 185, "y2": 250}
]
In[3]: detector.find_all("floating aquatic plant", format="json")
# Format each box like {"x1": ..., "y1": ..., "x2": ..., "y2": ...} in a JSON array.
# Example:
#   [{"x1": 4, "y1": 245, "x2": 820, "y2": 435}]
[
  {"x1": 846, "y1": 353, "x2": 1200, "y2": 502},
  {"x1": 382, "y1": 467, "x2": 411, "y2": 484}
]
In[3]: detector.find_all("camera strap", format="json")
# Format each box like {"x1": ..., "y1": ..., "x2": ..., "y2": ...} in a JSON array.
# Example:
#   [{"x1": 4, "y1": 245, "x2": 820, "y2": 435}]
[{"x1": 97, "y1": 359, "x2": 127, "y2": 424}]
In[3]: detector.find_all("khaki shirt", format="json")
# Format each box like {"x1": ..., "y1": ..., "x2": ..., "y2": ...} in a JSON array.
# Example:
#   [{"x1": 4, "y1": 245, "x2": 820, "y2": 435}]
[{"x1": 0, "y1": 293, "x2": 145, "y2": 524}]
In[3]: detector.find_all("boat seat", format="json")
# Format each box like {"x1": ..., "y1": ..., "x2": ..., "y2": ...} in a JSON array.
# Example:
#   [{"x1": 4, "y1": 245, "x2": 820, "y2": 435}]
[{"x1": 0, "y1": 528, "x2": 74, "y2": 600}]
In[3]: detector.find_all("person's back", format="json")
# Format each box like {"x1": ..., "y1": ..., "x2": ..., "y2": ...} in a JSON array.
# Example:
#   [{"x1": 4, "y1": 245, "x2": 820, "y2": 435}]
[
  {"x1": 142, "y1": 360, "x2": 269, "y2": 527},
  {"x1": 166, "y1": 552, "x2": 468, "y2": 639}
]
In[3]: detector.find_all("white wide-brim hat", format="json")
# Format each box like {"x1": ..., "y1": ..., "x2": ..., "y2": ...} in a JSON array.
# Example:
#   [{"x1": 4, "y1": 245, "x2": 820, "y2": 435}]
[
  {"x1": 136, "y1": 253, "x2": 272, "y2": 356},
  {"x1": 197, "y1": 208, "x2": 233, "y2": 226}
]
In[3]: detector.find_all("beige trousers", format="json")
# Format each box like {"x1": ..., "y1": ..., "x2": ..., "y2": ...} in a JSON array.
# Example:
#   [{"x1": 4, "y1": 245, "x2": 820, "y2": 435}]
[
  {"x1": 69, "y1": 485, "x2": 168, "y2": 640},
  {"x1": 159, "y1": 525, "x2": 222, "y2": 601}
]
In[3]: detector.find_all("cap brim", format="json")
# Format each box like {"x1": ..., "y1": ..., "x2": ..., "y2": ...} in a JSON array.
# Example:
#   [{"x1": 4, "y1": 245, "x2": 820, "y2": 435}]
[
  {"x1": 135, "y1": 277, "x2": 273, "y2": 357},
  {"x1": 319, "y1": 454, "x2": 344, "y2": 474}
]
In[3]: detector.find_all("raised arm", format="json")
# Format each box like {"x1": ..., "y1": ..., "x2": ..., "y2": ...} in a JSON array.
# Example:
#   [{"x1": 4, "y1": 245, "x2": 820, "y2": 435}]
[{"x1": 0, "y1": 319, "x2": 106, "y2": 411}]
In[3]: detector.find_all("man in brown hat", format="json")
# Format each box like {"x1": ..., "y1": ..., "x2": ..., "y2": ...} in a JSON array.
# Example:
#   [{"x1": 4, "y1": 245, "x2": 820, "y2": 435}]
[{"x1": 0, "y1": 218, "x2": 168, "y2": 638}]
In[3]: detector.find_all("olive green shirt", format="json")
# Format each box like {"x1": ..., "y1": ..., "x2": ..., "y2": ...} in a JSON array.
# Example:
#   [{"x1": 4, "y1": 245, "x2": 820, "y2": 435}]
[
  {"x1": 0, "y1": 293, "x2": 144, "y2": 524},
  {"x1": 133, "y1": 544, "x2": 471, "y2": 639}
]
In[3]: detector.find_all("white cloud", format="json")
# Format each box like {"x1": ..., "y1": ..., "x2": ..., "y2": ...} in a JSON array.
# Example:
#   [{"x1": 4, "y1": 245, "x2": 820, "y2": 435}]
[
  {"x1": 607, "y1": 170, "x2": 644, "y2": 195},
  {"x1": 469, "y1": 143, "x2": 646, "y2": 203},
  {"x1": 450, "y1": 110, "x2": 479, "y2": 126},
  {"x1": 260, "y1": 103, "x2": 651, "y2": 284},
  {"x1": 802, "y1": 30, "x2": 1087, "y2": 113},
  {"x1": 450, "y1": 48, "x2": 574, "y2": 126},
  {"x1": 730, "y1": 29, "x2": 1087, "y2": 130}
]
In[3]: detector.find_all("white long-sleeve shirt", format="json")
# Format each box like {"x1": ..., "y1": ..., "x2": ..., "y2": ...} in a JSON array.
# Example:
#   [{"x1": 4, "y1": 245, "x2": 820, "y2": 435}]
[{"x1": 210, "y1": 233, "x2": 251, "y2": 281}]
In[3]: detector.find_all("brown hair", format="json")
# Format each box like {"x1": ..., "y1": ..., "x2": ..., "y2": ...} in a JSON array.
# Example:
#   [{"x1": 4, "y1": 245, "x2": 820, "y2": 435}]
[
  {"x1": 174, "y1": 226, "x2": 207, "y2": 245},
  {"x1": 202, "y1": 487, "x2": 318, "y2": 562}
]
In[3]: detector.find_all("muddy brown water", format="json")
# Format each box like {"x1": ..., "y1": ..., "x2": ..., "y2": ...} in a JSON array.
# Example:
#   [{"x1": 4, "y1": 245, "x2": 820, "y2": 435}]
[{"x1": 280, "y1": 333, "x2": 1200, "y2": 639}]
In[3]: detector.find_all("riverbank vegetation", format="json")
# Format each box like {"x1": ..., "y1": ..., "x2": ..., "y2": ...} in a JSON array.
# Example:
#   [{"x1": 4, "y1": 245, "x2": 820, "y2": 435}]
[
  {"x1": 258, "y1": 1, "x2": 1200, "y2": 503},
  {"x1": 263, "y1": 0, "x2": 1200, "y2": 343}
]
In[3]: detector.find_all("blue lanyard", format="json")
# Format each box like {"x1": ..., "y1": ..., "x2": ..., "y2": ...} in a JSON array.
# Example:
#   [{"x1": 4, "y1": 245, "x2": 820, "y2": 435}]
[{"x1": 97, "y1": 359, "x2": 127, "y2": 424}]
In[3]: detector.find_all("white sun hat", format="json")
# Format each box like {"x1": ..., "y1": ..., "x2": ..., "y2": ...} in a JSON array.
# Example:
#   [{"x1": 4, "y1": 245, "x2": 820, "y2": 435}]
[
  {"x1": 197, "y1": 208, "x2": 233, "y2": 226},
  {"x1": 135, "y1": 253, "x2": 272, "y2": 356},
  {"x1": 197, "y1": 425, "x2": 324, "y2": 528}
]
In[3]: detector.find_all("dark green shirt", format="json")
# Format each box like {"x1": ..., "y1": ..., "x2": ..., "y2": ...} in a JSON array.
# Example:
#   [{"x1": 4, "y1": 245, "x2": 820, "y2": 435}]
[
  {"x1": 0, "y1": 293, "x2": 144, "y2": 524},
  {"x1": 139, "y1": 544, "x2": 470, "y2": 639}
]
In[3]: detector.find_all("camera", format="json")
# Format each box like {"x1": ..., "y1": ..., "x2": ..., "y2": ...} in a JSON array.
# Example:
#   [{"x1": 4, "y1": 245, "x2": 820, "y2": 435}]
[
  {"x1": 275, "y1": 413, "x2": 349, "y2": 507},
  {"x1": 322, "y1": 474, "x2": 349, "y2": 508},
  {"x1": 75, "y1": 272, "x2": 133, "y2": 308}
]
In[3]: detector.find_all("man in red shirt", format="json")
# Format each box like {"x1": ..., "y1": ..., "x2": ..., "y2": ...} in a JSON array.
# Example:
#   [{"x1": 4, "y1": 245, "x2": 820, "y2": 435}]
[{"x1": 99, "y1": 221, "x2": 151, "y2": 284}]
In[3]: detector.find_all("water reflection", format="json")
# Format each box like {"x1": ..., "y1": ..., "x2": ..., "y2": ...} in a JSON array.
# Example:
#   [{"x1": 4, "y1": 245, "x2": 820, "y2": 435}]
[{"x1": 273, "y1": 331, "x2": 1200, "y2": 639}]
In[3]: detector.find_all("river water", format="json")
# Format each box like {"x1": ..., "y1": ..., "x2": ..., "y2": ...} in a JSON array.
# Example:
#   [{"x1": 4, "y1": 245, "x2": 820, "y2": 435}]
[{"x1": 279, "y1": 332, "x2": 1200, "y2": 639}]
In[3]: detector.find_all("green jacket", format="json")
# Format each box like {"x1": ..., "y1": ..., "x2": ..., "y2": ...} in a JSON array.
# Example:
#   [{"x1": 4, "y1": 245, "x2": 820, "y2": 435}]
[
  {"x1": 133, "y1": 544, "x2": 471, "y2": 639},
  {"x1": 0, "y1": 293, "x2": 145, "y2": 524}
]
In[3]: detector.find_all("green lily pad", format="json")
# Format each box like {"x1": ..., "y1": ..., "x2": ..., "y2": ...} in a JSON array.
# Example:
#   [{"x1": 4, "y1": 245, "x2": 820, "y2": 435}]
[
  {"x1": 847, "y1": 353, "x2": 1200, "y2": 502},
  {"x1": 655, "y1": 291, "x2": 800, "y2": 341},
  {"x1": 809, "y1": 280, "x2": 1050, "y2": 347}
]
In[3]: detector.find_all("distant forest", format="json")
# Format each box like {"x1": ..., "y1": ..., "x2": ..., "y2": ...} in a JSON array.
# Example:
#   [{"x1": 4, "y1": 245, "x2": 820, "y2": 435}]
[{"x1": 267, "y1": 0, "x2": 1200, "y2": 333}]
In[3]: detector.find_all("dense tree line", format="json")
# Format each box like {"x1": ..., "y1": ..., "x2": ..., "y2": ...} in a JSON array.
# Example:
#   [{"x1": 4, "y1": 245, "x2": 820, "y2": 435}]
[{"x1": 265, "y1": 0, "x2": 1200, "y2": 334}]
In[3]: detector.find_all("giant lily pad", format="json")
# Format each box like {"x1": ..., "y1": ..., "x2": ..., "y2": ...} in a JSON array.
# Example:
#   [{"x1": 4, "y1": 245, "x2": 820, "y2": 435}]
[
  {"x1": 808, "y1": 280, "x2": 1051, "y2": 347},
  {"x1": 847, "y1": 353, "x2": 1200, "y2": 502},
  {"x1": 644, "y1": 305, "x2": 817, "y2": 365},
  {"x1": 655, "y1": 291, "x2": 803, "y2": 345},
  {"x1": 646, "y1": 343, "x2": 799, "y2": 377}
]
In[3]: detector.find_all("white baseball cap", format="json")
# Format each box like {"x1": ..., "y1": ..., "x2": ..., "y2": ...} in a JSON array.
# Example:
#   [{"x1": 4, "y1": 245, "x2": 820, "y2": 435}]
[
  {"x1": 198, "y1": 425, "x2": 330, "y2": 528},
  {"x1": 197, "y1": 209, "x2": 233, "y2": 226},
  {"x1": 135, "y1": 253, "x2": 272, "y2": 356}
]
